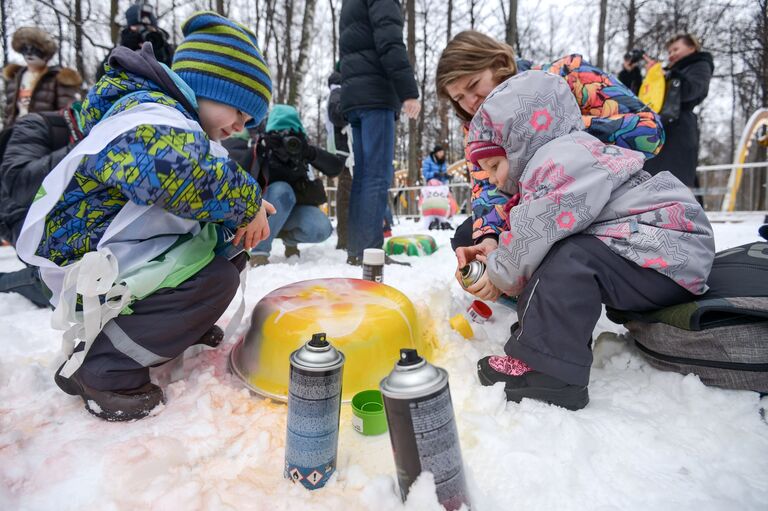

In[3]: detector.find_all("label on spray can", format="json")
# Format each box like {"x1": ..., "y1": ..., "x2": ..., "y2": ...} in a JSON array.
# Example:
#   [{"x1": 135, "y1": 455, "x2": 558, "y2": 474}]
[
  {"x1": 285, "y1": 333, "x2": 344, "y2": 490},
  {"x1": 380, "y1": 349, "x2": 470, "y2": 510}
]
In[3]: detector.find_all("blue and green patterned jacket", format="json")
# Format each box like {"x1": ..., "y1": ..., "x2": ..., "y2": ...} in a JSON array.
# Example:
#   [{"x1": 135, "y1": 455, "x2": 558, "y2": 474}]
[{"x1": 36, "y1": 62, "x2": 262, "y2": 266}]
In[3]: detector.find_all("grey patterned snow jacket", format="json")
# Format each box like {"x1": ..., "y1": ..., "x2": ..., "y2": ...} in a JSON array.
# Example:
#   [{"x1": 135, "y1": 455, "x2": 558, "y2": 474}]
[{"x1": 467, "y1": 71, "x2": 715, "y2": 297}]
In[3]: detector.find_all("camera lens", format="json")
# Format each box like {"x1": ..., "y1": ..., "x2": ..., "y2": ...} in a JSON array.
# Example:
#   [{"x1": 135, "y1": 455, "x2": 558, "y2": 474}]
[{"x1": 284, "y1": 136, "x2": 302, "y2": 155}]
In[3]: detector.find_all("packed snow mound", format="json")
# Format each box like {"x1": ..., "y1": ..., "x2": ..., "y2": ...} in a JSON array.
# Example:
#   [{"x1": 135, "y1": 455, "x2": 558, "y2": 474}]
[{"x1": 1, "y1": 213, "x2": 766, "y2": 510}]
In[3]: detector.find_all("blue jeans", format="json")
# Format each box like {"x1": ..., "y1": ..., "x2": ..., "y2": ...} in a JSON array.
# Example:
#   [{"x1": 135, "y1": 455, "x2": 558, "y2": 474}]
[
  {"x1": 253, "y1": 181, "x2": 333, "y2": 254},
  {"x1": 0, "y1": 265, "x2": 50, "y2": 308},
  {"x1": 346, "y1": 108, "x2": 396, "y2": 258}
]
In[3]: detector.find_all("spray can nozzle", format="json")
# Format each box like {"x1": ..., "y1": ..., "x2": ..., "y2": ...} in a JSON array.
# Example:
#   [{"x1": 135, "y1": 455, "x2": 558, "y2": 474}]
[
  {"x1": 398, "y1": 348, "x2": 423, "y2": 366},
  {"x1": 309, "y1": 332, "x2": 329, "y2": 348}
]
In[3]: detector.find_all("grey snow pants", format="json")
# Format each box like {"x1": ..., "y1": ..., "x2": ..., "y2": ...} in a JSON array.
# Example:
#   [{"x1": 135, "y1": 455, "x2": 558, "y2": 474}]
[{"x1": 507, "y1": 235, "x2": 694, "y2": 386}]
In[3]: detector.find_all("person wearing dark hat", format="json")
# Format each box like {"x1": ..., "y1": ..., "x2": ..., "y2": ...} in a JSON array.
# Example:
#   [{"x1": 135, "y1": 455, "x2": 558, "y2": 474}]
[
  {"x1": 16, "y1": 11, "x2": 274, "y2": 422},
  {"x1": 95, "y1": 1, "x2": 174, "y2": 80},
  {"x1": 422, "y1": 144, "x2": 449, "y2": 184},
  {"x1": 2, "y1": 27, "x2": 82, "y2": 127}
]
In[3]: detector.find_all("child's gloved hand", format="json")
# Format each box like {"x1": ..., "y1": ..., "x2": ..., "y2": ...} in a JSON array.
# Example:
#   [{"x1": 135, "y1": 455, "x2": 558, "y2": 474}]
[
  {"x1": 464, "y1": 270, "x2": 502, "y2": 302},
  {"x1": 234, "y1": 199, "x2": 276, "y2": 250}
]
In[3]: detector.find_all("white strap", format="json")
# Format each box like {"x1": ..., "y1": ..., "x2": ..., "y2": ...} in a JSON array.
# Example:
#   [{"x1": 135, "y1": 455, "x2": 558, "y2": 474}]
[{"x1": 55, "y1": 251, "x2": 132, "y2": 378}]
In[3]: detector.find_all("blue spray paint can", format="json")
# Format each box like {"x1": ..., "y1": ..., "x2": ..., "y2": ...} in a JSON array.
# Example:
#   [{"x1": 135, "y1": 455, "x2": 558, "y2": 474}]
[{"x1": 285, "y1": 333, "x2": 345, "y2": 489}]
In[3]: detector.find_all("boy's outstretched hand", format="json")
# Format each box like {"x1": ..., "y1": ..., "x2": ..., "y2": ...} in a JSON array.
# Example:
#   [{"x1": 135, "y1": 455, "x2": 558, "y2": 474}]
[{"x1": 233, "y1": 199, "x2": 276, "y2": 251}]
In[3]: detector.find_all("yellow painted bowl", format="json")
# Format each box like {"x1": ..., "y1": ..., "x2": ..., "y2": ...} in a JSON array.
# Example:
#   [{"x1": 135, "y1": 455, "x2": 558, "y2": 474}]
[{"x1": 229, "y1": 278, "x2": 430, "y2": 402}]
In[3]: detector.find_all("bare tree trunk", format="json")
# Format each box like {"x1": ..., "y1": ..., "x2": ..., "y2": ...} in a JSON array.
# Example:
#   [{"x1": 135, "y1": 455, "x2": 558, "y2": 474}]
[
  {"x1": 215, "y1": 0, "x2": 226, "y2": 16},
  {"x1": 437, "y1": 0, "x2": 452, "y2": 154},
  {"x1": 406, "y1": 0, "x2": 419, "y2": 185},
  {"x1": 0, "y1": 0, "x2": 7, "y2": 68},
  {"x1": 329, "y1": 0, "x2": 338, "y2": 65},
  {"x1": 73, "y1": 0, "x2": 87, "y2": 83},
  {"x1": 110, "y1": 0, "x2": 120, "y2": 45},
  {"x1": 55, "y1": 9, "x2": 64, "y2": 65},
  {"x1": 626, "y1": 0, "x2": 637, "y2": 51},
  {"x1": 596, "y1": 0, "x2": 608, "y2": 68},
  {"x1": 470, "y1": 0, "x2": 477, "y2": 29},
  {"x1": 418, "y1": 0, "x2": 428, "y2": 172},
  {"x1": 288, "y1": 0, "x2": 317, "y2": 106},
  {"x1": 760, "y1": 0, "x2": 768, "y2": 107},
  {"x1": 504, "y1": 0, "x2": 518, "y2": 53}
]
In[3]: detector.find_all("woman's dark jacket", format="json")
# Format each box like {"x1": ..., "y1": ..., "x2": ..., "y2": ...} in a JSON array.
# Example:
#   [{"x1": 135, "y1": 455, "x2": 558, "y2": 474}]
[{"x1": 644, "y1": 52, "x2": 714, "y2": 186}]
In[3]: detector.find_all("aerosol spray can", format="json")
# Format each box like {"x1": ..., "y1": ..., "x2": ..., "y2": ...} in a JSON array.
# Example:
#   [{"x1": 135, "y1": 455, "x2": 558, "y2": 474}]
[
  {"x1": 380, "y1": 349, "x2": 470, "y2": 510},
  {"x1": 362, "y1": 248, "x2": 385, "y2": 282},
  {"x1": 285, "y1": 333, "x2": 345, "y2": 490},
  {"x1": 459, "y1": 260, "x2": 485, "y2": 289}
]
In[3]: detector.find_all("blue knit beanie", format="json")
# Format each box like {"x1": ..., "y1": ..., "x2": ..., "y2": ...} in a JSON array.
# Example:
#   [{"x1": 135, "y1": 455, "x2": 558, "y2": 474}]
[{"x1": 172, "y1": 11, "x2": 272, "y2": 125}]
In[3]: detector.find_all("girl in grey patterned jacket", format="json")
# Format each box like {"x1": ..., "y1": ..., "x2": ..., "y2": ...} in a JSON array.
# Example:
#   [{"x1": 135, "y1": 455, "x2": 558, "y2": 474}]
[{"x1": 459, "y1": 71, "x2": 715, "y2": 410}]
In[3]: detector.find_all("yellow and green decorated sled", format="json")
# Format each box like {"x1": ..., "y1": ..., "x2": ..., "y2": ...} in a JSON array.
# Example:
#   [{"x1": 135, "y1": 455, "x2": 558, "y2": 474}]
[{"x1": 384, "y1": 234, "x2": 437, "y2": 256}]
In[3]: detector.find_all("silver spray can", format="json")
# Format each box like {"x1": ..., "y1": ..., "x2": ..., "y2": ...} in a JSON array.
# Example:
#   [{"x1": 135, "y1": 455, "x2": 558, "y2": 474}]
[
  {"x1": 285, "y1": 333, "x2": 345, "y2": 490},
  {"x1": 380, "y1": 349, "x2": 470, "y2": 510},
  {"x1": 459, "y1": 260, "x2": 485, "y2": 289},
  {"x1": 362, "y1": 248, "x2": 385, "y2": 282}
]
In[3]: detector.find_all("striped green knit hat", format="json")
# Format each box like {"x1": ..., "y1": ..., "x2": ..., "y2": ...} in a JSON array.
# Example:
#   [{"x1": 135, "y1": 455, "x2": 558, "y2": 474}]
[{"x1": 172, "y1": 11, "x2": 272, "y2": 124}]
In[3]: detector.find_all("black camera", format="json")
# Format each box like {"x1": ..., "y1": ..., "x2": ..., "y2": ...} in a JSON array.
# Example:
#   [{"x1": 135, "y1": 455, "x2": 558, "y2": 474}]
[
  {"x1": 624, "y1": 48, "x2": 645, "y2": 65},
  {"x1": 265, "y1": 130, "x2": 305, "y2": 158}
]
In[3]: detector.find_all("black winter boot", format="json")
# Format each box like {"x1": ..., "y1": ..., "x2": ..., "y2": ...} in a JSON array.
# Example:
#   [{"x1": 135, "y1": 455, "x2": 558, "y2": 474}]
[
  {"x1": 477, "y1": 356, "x2": 589, "y2": 411},
  {"x1": 54, "y1": 363, "x2": 165, "y2": 421}
]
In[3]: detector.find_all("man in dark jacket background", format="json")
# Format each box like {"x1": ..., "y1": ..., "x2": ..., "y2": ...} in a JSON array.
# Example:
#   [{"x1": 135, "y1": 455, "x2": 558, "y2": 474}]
[
  {"x1": 0, "y1": 106, "x2": 82, "y2": 306},
  {"x1": 339, "y1": 0, "x2": 420, "y2": 265}
]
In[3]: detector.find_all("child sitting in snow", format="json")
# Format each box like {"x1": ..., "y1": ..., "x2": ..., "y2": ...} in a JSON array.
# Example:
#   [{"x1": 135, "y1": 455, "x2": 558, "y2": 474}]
[
  {"x1": 17, "y1": 12, "x2": 275, "y2": 421},
  {"x1": 457, "y1": 71, "x2": 715, "y2": 410}
]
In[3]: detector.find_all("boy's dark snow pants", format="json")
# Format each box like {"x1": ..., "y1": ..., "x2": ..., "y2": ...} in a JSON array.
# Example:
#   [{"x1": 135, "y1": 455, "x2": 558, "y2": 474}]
[
  {"x1": 507, "y1": 235, "x2": 694, "y2": 386},
  {"x1": 79, "y1": 254, "x2": 246, "y2": 391}
]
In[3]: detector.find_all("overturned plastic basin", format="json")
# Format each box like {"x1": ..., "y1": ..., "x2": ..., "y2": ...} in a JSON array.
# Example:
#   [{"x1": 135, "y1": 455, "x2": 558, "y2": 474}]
[{"x1": 230, "y1": 278, "x2": 428, "y2": 402}]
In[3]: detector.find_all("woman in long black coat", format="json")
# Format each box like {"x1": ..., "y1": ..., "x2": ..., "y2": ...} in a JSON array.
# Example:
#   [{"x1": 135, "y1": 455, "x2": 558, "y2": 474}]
[{"x1": 644, "y1": 33, "x2": 714, "y2": 187}]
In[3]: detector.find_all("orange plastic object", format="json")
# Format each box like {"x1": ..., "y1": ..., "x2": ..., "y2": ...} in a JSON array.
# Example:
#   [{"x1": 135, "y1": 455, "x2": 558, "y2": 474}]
[{"x1": 230, "y1": 278, "x2": 430, "y2": 402}]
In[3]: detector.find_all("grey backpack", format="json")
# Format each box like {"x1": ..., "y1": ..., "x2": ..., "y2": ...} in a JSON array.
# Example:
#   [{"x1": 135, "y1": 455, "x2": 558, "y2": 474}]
[{"x1": 608, "y1": 236, "x2": 768, "y2": 394}]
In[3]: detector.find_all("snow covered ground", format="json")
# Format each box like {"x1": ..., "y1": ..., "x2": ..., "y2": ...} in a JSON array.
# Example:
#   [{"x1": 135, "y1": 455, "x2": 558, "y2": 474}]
[{"x1": 1, "y1": 213, "x2": 767, "y2": 511}]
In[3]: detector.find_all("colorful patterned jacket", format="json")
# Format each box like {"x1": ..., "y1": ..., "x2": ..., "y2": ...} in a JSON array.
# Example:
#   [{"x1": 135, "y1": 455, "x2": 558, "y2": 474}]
[
  {"x1": 35, "y1": 57, "x2": 262, "y2": 266},
  {"x1": 468, "y1": 54, "x2": 664, "y2": 241},
  {"x1": 467, "y1": 72, "x2": 713, "y2": 296}
]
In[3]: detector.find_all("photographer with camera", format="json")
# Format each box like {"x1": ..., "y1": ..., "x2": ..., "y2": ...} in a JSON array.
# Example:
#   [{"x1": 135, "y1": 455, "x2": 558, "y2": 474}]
[
  {"x1": 618, "y1": 48, "x2": 647, "y2": 95},
  {"x1": 248, "y1": 104, "x2": 343, "y2": 266},
  {"x1": 96, "y1": 2, "x2": 174, "y2": 80}
]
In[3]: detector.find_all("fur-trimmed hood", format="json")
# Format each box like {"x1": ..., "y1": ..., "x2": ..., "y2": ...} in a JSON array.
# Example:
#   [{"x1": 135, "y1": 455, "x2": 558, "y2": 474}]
[
  {"x1": 11, "y1": 27, "x2": 57, "y2": 60},
  {"x1": 3, "y1": 63, "x2": 82, "y2": 87}
]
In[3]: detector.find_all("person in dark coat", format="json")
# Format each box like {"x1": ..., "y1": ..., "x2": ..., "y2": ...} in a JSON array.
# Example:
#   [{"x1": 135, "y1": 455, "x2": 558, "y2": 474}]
[
  {"x1": 644, "y1": 33, "x2": 714, "y2": 187},
  {"x1": 0, "y1": 106, "x2": 83, "y2": 306},
  {"x1": 326, "y1": 67, "x2": 353, "y2": 251},
  {"x1": 95, "y1": 1, "x2": 174, "y2": 80},
  {"x1": 339, "y1": 0, "x2": 420, "y2": 265},
  {"x1": 2, "y1": 27, "x2": 82, "y2": 127}
]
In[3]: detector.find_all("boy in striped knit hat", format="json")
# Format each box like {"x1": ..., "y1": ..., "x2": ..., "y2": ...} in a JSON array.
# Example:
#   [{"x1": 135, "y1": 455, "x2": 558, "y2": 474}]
[{"x1": 17, "y1": 12, "x2": 274, "y2": 421}]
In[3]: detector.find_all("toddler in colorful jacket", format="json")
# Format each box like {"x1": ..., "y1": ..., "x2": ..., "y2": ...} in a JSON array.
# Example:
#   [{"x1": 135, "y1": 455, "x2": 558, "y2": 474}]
[
  {"x1": 17, "y1": 12, "x2": 274, "y2": 421},
  {"x1": 459, "y1": 71, "x2": 714, "y2": 410}
]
